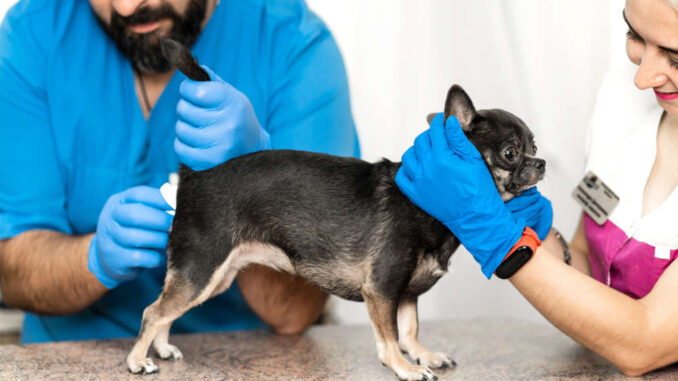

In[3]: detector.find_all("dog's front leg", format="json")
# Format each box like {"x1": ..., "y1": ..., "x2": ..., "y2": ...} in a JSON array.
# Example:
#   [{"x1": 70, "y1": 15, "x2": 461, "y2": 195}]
[
  {"x1": 397, "y1": 298, "x2": 455, "y2": 369},
  {"x1": 362, "y1": 285, "x2": 437, "y2": 381}
]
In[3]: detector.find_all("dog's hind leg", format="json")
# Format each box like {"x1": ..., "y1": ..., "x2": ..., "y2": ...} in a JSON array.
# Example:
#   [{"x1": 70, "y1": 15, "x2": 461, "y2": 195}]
[
  {"x1": 362, "y1": 284, "x2": 437, "y2": 381},
  {"x1": 150, "y1": 267, "x2": 239, "y2": 362},
  {"x1": 152, "y1": 324, "x2": 182, "y2": 361},
  {"x1": 397, "y1": 298, "x2": 455, "y2": 369},
  {"x1": 127, "y1": 260, "x2": 238, "y2": 374},
  {"x1": 126, "y1": 272, "x2": 193, "y2": 374}
]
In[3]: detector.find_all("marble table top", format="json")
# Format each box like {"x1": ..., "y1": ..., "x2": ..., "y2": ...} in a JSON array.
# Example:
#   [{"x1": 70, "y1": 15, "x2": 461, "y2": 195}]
[{"x1": 1, "y1": 317, "x2": 677, "y2": 380}]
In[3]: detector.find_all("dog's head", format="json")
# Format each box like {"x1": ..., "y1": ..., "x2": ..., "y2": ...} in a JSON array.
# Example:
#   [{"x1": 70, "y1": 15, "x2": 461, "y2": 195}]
[{"x1": 427, "y1": 85, "x2": 545, "y2": 201}]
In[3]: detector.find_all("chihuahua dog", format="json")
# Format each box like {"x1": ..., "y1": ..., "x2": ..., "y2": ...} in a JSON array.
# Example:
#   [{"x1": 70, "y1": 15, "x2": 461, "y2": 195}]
[{"x1": 126, "y1": 41, "x2": 545, "y2": 381}]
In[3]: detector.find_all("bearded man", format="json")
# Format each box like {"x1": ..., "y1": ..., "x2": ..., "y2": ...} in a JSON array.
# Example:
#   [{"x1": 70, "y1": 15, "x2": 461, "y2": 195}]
[{"x1": 0, "y1": 0, "x2": 359, "y2": 343}]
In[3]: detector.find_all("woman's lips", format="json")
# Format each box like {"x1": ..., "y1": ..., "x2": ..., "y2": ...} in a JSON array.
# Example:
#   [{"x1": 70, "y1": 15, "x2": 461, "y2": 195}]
[
  {"x1": 129, "y1": 21, "x2": 161, "y2": 34},
  {"x1": 654, "y1": 89, "x2": 678, "y2": 101}
]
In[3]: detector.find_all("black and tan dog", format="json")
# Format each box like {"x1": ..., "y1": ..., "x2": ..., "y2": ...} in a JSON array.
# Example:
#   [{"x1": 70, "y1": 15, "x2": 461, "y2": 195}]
[{"x1": 126, "y1": 41, "x2": 545, "y2": 380}]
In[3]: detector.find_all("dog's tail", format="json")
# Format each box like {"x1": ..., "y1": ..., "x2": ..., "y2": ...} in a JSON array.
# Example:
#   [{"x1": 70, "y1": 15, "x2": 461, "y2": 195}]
[
  {"x1": 160, "y1": 40, "x2": 210, "y2": 178},
  {"x1": 159, "y1": 38, "x2": 211, "y2": 82}
]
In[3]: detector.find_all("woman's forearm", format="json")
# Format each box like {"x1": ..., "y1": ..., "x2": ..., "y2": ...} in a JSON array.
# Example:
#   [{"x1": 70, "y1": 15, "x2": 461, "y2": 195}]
[
  {"x1": 509, "y1": 246, "x2": 661, "y2": 375},
  {"x1": 0, "y1": 230, "x2": 107, "y2": 315}
]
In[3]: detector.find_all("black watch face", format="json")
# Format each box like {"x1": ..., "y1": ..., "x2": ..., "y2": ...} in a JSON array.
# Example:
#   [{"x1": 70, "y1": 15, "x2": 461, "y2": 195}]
[{"x1": 495, "y1": 246, "x2": 533, "y2": 279}]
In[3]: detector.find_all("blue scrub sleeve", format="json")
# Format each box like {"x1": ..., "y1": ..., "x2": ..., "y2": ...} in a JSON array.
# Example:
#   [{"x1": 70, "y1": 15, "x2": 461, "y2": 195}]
[
  {"x1": 0, "y1": 12, "x2": 71, "y2": 239},
  {"x1": 265, "y1": 8, "x2": 359, "y2": 158}
]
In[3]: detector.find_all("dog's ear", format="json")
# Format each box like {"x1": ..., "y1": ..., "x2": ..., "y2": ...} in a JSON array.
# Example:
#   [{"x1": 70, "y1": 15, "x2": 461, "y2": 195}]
[
  {"x1": 426, "y1": 113, "x2": 438, "y2": 125},
  {"x1": 444, "y1": 85, "x2": 476, "y2": 131}
]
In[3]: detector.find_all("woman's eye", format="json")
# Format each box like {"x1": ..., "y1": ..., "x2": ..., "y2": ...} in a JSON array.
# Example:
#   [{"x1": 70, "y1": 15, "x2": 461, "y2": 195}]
[
  {"x1": 626, "y1": 29, "x2": 643, "y2": 44},
  {"x1": 504, "y1": 147, "x2": 517, "y2": 161}
]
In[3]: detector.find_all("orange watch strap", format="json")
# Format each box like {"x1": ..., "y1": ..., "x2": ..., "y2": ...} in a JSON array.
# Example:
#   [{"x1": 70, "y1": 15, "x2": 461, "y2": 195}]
[{"x1": 502, "y1": 227, "x2": 541, "y2": 262}]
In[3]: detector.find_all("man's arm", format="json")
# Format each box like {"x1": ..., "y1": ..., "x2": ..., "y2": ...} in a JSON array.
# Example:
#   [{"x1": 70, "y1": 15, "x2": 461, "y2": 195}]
[
  {"x1": 237, "y1": 266, "x2": 328, "y2": 335},
  {"x1": 510, "y1": 244, "x2": 678, "y2": 376},
  {"x1": 0, "y1": 230, "x2": 107, "y2": 315}
]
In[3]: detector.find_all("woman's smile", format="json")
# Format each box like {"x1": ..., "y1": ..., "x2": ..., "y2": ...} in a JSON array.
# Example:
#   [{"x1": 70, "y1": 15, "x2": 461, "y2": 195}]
[{"x1": 654, "y1": 89, "x2": 678, "y2": 101}]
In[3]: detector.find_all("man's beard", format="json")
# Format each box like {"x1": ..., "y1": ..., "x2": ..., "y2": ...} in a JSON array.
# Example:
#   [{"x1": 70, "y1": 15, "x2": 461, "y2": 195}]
[{"x1": 96, "y1": 0, "x2": 208, "y2": 74}]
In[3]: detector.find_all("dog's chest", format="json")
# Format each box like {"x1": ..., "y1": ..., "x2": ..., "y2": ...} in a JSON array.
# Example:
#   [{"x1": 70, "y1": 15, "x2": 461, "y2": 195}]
[{"x1": 405, "y1": 254, "x2": 448, "y2": 297}]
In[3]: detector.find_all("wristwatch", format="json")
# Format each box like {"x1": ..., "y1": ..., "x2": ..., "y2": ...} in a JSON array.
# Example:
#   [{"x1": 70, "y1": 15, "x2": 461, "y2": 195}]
[{"x1": 495, "y1": 227, "x2": 541, "y2": 279}]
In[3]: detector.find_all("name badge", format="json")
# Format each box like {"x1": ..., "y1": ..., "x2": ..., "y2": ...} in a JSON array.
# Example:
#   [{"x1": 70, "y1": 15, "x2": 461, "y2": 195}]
[{"x1": 572, "y1": 171, "x2": 620, "y2": 225}]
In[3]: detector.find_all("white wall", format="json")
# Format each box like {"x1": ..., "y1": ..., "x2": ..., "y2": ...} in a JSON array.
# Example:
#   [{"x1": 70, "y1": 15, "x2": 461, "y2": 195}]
[
  {"x1": 0, "y1": 0, "x2": 11, "y2": 21},
  {"x1": 0, "y1": 1, "x2": 629, "y2": 326}
]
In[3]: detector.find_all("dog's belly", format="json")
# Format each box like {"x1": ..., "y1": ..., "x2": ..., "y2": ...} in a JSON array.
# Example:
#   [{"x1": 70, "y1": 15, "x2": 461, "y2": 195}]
[
  {"x1": 404, "y1": 255, "x2": 447, "y2": 297},
  {"x1": 224, "y1": 242, "x2": 366, "y2": 301},
  {"x1": 225, "y1": 243, "x2": 446, "y2": 302},
  {"x1": 295, "y1": 261, "x2": 367, "y2": 302}
]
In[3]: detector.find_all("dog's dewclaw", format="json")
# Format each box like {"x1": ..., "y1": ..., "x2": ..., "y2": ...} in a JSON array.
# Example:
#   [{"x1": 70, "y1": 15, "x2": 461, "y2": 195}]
[{"x1": 160, "y1": 38, "x2": 211, "y2": 82}]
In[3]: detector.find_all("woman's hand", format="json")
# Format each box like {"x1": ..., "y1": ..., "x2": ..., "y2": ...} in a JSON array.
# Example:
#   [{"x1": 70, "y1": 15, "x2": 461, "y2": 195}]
[
  {"x1": 505, "y1": 187, "x2": 553, "y2": 240},
  {"x1": 395, "y1": 113, "x2": 524, "y2": 278}
]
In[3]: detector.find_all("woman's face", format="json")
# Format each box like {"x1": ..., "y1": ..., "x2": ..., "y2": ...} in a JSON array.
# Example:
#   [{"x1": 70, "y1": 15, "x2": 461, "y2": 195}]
[{"x1": 625, "y1": 0, "x2": 678, "y2": 115}]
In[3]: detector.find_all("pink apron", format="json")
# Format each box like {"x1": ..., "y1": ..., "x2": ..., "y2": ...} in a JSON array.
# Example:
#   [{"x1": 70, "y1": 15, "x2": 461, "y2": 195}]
[{"x1": 584, "y1": 214, "x2": 677, "y2": 299}]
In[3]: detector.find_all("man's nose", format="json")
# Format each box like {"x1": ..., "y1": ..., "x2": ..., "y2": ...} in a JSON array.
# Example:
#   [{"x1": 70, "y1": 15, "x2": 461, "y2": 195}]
[
  {"x1": 634, "y1": 46, "x2": 669, "y2": 90},
  {"x1": 112, "y1": 0, "x2": 146, "y2": 17}
]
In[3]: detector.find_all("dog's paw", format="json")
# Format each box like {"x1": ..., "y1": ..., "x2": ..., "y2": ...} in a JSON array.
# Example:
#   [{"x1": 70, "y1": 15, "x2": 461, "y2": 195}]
[
  {"x1": 415, "y1": 352, "x2": 456, "y2": 369},
  {"x1": 155, "y1": 344, "x2": 183, "y2": 361},
  {"x1": 393, "y1": 364, "x2": 438, "y2": 381},
  {"x1": 127, "y1": 357, "x2": 159, "y2": 374}
]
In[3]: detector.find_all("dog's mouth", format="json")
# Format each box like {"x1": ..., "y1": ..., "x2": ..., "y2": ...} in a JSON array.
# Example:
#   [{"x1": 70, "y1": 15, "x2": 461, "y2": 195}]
[{"x1": 506, "y1": 166, "x2": 545, "y2": 195}]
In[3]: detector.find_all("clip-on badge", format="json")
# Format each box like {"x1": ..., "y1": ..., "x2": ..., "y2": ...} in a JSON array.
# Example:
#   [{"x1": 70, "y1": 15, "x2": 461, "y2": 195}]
[{"x1": 572, "y1": 171, "x2": 620, "y2": 225}]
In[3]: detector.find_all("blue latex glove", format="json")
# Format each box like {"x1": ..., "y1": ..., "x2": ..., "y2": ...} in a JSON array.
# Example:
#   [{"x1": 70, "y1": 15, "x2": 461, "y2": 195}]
[
  {"x1": 174, "y1": 65, "x2": 271, "y2": 171},
  {"x1": 88, "y1": 186, "x2": 174, "y2": 289},
  {"x1": 396, "y1": 114, "x2": 525, "y2": 278},
  {"x1": 505, "y1": 187, "x2": 553, "y2": 240}
]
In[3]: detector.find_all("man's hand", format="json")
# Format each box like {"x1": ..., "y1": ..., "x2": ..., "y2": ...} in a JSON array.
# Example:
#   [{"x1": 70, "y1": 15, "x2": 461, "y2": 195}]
[
  {"x1": 88, "y1": 186, "x2": 173, "y2": 289},
  {"x1": 174, "y1": 66, "x2": 271, "y2": 171},
  {"x1": 395, "y1": 113, "x2": 524, "y2": 278}
]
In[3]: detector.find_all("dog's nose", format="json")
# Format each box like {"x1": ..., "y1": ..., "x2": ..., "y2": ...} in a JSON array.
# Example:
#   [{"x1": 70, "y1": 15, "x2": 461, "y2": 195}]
[{"x1": 529, "y1": 158, "x2": 545, "y2": 170}]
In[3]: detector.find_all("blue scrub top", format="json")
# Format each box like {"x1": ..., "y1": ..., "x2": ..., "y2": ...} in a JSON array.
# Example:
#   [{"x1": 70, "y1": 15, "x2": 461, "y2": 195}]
[{"x1": 0, "y1": 0, "x2": 359, "y2": 343}]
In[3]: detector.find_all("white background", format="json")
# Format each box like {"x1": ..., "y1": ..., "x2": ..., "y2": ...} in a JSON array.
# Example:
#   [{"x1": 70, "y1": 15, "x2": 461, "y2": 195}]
[{"x1": 0, "y1": 0, "x2": 628, "y2": 327}]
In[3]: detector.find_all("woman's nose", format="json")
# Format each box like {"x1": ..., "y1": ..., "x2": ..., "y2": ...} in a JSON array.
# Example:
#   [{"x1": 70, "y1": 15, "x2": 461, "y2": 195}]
[
  {"x1": 112, "y1": 0, "x2": 146, "y2": 17},
  {"x1": 634, "y1": 47, "x2": 669, "y2": 90}
]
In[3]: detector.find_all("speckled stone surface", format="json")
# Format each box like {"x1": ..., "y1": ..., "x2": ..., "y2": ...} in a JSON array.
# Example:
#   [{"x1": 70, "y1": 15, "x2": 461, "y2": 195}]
[{"x1": 1, "y1": 317, "x2": 677, "y2": 380}]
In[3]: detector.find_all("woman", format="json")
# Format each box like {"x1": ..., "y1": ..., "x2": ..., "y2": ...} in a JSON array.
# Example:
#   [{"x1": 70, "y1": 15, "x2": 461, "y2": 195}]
[{"x1": 397, "y1": 0, "x2": 678, "y2": 375}]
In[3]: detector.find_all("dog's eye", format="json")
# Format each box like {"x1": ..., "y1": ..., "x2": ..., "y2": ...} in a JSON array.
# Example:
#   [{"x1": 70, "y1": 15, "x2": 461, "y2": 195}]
[
  {"x1": 533, "y1": 145, "x2": 537, "y2": 155},
  {"x1": 504, "y1": 147, "x2": 517, "y2": 162}
]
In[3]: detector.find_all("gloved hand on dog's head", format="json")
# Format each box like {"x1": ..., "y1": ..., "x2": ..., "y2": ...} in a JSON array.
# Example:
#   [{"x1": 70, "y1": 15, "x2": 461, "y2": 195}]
[
  {"x1": 88, "y1": 186, "x2": 174, "y2": 289},
  {"x1": 174, "y1": 65, "x2": 271, "y2": 171},
  {"x1": 396, "y1": 114, "x2": 525, "y2": 278}
]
